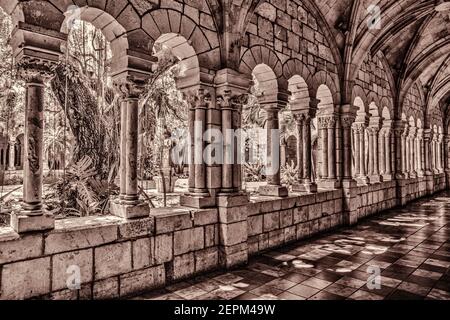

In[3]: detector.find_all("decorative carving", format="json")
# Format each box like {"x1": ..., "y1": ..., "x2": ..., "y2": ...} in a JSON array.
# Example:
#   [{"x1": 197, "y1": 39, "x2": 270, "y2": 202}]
[
  {"x1": 114, "y1": 79, "x2": 145, "y2": 100},
  {"x1": 341, "y1": 114, "x2": 356, "y2": 129},
  {"x1": 352, "y1": 122, "x2": 366, "y2": 133},
  {"x1": 184, "y1": 88, "x2": 212, "y2": 109},
  {"x1": 216, "y1": 90, "x2": 248, "y2": 110},
  {"x1": 16, "y1": 57, "x2": 56, "y2": 83},
  {"x1": 318, "y1": 116, "x2": 336, "y2": 129}
]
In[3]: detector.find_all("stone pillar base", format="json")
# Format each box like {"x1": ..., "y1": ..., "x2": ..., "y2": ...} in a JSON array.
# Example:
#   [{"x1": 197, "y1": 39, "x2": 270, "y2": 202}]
[
  {"x1": 11, "y1": 212, "x2": 54, "y2": 233},
  {"x1": 355, "y1": 176, "x2": 369, "y2": 185},
  {"x1": 342, "y1": 180, "x2": 359, "y2": 226},
  {"x1": 318, "y1": 180, "x2": 340, "y2": 190},
  {"x1": 110, "y1": 200, "x2": 150, "y2": 219},
  {"x1": 217, "y1": 193, "x2": 249, "y2": 208},
  {"x1": 425, "y1": 174, "x2": 434, "y2": 194},
  {"x1": 292, "y1": 182, "x2": 317, "y2": 193},
  {"x1": 258, "y1": 185, "x2": 289, "y2": 197},
  {"x1": 396, "y1": 179, "x2": 409, "y2": 206},
  {"x1": 382, "y1": 174, "x2": 393, "y2": 181},
  {"x1": 369, "y1": 175, "x2": 382, "y2": 184},
  {"x1": 219, "y1": 244, "x2": 248, "y2": 269},
  {"x1": 180, "y1": 194, "x2": 215, "y2": 209}
]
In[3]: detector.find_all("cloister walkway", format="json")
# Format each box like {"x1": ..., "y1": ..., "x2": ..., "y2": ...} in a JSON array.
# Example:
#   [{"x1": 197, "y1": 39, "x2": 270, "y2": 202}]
[{"x1": 134, "y1": 193, "x2": 450, "y2": 300}]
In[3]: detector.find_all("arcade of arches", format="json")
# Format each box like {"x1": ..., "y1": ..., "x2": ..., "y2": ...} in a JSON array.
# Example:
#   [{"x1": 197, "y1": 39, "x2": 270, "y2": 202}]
[{"x1": 1, "y1": 0, "x2": 450, "y2": 300}]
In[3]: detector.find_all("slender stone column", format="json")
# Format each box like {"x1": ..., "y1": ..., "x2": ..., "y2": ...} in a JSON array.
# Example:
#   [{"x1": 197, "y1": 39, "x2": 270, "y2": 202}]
[
  {"x1": 408, "y1": 127, "x2": 417, "y2": 178},
  {"x1": 393, "y1": 121, "x2": 406, "y2": 179},
  {"x1": 111, "y1": 79, "x2": 150, "y2": 219},
  {"x1": 438, "y1": 134, "x2": 444, "y2": 172},
  {"x1": 432, "y1": 134, "x2": 438, "y2": 173},
  {"x1": 368, "y1": 125, "x2": 381, "y2": 183},
  {"x1": 424, "y1": 129, "x2": 432, "y2": 175},
  {"x1": 180, "y1": 88, "x2": 217, "y2": 208},
  {"x1": 216, "y1": 81, "x2": 250, "y2": 206},
  {"x1": 444, "y1": 135, "x2": 450, "y2": 187},
  {"x1": 11, "y1": 61, "x2": 55, "y2": 233},
  {"x1": 317, "y1": 114, "x2": 338, "y2": 189},
  {"x1": 353, "y1": 126, "x2": 361, "y2": 178},
  {"x1": 119, "y1": 100, "x2": 128, "y2": 199},
  {"x1": 353, "y1": 122, "x2": 369, "y2": 184},
  {"x1": 417, "y1": 129, "x2": 424, "y2": 176},
  {"x1": 383, "y1": 127, "x2": 393, "y2": 181},
  {"x1": 341, "y1": 113, "x2": 356, "y2": 181},
  {"x1": 258, "y1": 103, "x2": 288, "y2": 197},
  {"x1": 402, "y1": 125, "x2": 410, "y2": 178},
  {"x1": 8, "y1": 139, "x2": 15, "y2": 170},
  {"x1": 379, "y1": 130, "x2": 386, "y2": 175},
  {"x1": 292, "y1": 110, "x2": 317, "y2": 193}
]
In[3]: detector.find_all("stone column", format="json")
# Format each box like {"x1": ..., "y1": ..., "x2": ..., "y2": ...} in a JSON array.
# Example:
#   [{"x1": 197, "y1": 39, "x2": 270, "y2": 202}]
[
  {"x1": 180, "y1": 88, "x2": 217, "y2": 208},
  {"x1": 216, "y1": 87, "x2": 251, "y2": 207},
  {"x1": 379, "y1": 130, "x2": 386, "y2": 175},
  {"x1": 423, "y1": 129, "x2": 434, "y2": 193},
  {"x1": 438, "y1": 134, "x2": 444, "y2": 173},
  {"x1": 317, "y1": 114, "x2": 338, "y2": 189},
  {"x1": 368, "y1": 125, "x2": 381, "y2": 183},
  {"x1": 408, "y1": 127, "x2": 417, "y2": 178},
  {"x1": 11, "y1": 61, "x2": 55, "y2": 233},
  {"x1": 340, "y1": 109, "x2": 358, "y2": 226},
  {"x1": 111, "y1": 80, "x2": 150, "y2": 219},
  {"x1": 402, "y1": 125, "x2": 410, "y2": 178},
  {"x1": 417, "y1": 129, "x2": 424, "y2": 177},
  {"x1": 353, "y1": 122, "x2": 369, "y2": 185},
  {"x1": 382, "y1": 126, "x2": 392, "y2": 181},
  {"x1": 432, "y1": 133, "x2": 438, "y2": 174},
  {"x1": 393, "y1": 121, "x2": 406, "y2": 179},
  {"x1": 258, "y1": 103, "x2": 288, "y2": 197},
  {"x1": 8, "y1": 139, "x2": 15, "y2": 171},
  {"x1": 292, "y1": 110, "x2": 317, "y2": 193}
]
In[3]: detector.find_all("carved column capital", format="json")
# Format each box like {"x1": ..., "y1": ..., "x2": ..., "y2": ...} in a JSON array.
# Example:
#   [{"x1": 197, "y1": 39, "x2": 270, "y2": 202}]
[
  {"x1": 352, "y1": 122, "x2": 366, "y2": 134},
  {"x1": 318, "y1": 115, "x2": 336, "y2": 129},
  {"x1": 114, "y1": 79, "x2": 145, "y2": 100},
  {"x1": 216, "y1": 90, "x2": 248, "y2": 111},
  {"x1": 16, "y1": 57, "x2": 56, "y2": 84},
  {"x1": 341, "y1": 114, "x2": 356, "y2": 129},
  {"x1": 184, "y1": 88, "x2": 212, "y2": 110}
]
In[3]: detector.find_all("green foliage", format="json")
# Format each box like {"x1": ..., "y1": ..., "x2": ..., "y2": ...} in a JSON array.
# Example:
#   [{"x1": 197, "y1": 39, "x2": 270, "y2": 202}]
[{"x1": 281, "y1": 161, "x2": 300, "y2": 190}]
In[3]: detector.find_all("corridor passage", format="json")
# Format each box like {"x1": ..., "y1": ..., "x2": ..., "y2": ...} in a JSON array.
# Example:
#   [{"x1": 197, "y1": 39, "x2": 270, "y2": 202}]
[{"x1": 135, "y1": 193, "x2": 450, "y2": 300}]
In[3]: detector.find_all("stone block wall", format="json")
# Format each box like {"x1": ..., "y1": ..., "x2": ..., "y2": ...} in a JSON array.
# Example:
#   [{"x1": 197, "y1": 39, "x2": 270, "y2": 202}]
[
  {"x1": 247, "y1": 190, "x2": 343, "y2": 256},
  {"x1": 0, "y1": 174, "x2": 447, "y2": 300}
]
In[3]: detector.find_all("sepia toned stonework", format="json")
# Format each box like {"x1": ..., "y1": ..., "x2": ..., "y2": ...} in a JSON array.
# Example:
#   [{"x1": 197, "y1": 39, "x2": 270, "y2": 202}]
[{"x1": 0, "y1": 0, "x2": 450, "y2": 300}]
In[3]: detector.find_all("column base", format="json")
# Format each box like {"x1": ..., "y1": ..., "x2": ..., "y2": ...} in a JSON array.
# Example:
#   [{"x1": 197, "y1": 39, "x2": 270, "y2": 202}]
[
  {"x1": 369, "y1": 175, "x2": 382, "y2": 184},
  {"x1": 318, "y1": 180, "x2": 339, "y2": 190},
  {"x1": 110, "y1": 200, "x2": 150, "y2": 219},
  {"x1": 11, "y1": 211, "x2": 55, "y2": 233},
  {"x1": 409, "y1": 172, "x2": 417, "y2": 179},
  {"x1": 292, "y1": 182, "x2": 317, "y2": 193},
  {"x1": 341, "y1": 179, "x2": 358, "y2": 226},
  {"x1": 217, "y1": 192, "x2": 249, "y2": 208},
  {"x1": 180, "y1": 193, "x2": 216, "y2": 209},
  {"x1": 382, "y1": 174, "x2": 393, "y2": 181},
  {"x1": 258, "y1": 185, "x2": 289, "y2": 197},
  {"x1": 355, "y1": 176, "x2": 369, "y2": 185}
]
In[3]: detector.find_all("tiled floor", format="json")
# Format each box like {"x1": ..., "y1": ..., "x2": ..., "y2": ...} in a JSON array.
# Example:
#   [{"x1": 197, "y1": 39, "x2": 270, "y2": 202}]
[{"x1": 134, "y1": 192, "x2": 450, "y2": 300}]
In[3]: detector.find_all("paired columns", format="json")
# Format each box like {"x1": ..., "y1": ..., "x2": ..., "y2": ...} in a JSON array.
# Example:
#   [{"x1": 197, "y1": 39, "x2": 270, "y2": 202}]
[
  {"x1": 292, "y1": 109, "x2": 317, "y2": 193},
  {"x1": 258, "y1": 102, "x2": 289, "y2": 197},
  {"x1": 352, "y1": 120, "x2": 369, "y2": 185},
  {"x1": 317, "y1": 114, "x2": 338, "y2": 189}
]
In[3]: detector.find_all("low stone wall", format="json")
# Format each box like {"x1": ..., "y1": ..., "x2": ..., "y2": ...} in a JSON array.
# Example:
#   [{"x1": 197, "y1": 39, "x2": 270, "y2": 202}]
[
  {"x1": 0, "y1": 208, "x2": 221, "y2": 300},
  {"x1": 247, "y1": 190, "x2": 343, "y2": 256},
  {"x1": 355, "y1": 180, "x2": 397, "y2": 220},
  {"x1": 0, "y1": 174, "x2": 447, "y2": 300}
]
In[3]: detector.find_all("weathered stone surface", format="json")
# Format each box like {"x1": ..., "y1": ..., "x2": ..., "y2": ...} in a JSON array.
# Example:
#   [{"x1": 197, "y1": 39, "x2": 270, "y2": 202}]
[
  {"x1": 153, "y1": 209, "x2": 192, "y2": 234},
  {"x1": 52, "y1": 248, "x2": 93, "y2": 291},
  {"x1": 153, "y1": 233, "x2": 173, "y2": 264},
  {"x1": 0, "y1": 234, "x2": 42, "y2": 264},
  {"x1": 94, "y1": 242, "x2": 132, "y2": 280},
  {"x1": 133, "y1": 238, "x2": 151, "y2": 270},
  {"x1": 93, "y1": 277, "x2": 119, "y2": 300},
  {"x1": 173, "y1": 227, "x2": 204, "y2": 255},
  {"x1": 118, "y1": 217, "x2": 154, "y2": 239},
  {"x1": 219, "y1": 221, "x2": 247, "y2": 246},
  {"x1": 119, "y1": 265, "x2": 165, "y2": 297},
  {"x1": 0, "y1": 257, "x2": 51, "y2": 299}
]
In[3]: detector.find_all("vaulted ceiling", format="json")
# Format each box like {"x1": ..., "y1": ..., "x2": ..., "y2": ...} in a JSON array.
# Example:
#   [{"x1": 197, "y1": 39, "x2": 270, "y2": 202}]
[{"x1": 313, "y1": 0, "x2": 450, "y2": 121}]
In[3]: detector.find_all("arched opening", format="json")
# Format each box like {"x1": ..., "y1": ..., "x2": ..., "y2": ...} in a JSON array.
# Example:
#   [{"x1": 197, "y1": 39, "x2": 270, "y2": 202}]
[{"x1": 139, "y1": 33, "x2": 199, "y2": 207}]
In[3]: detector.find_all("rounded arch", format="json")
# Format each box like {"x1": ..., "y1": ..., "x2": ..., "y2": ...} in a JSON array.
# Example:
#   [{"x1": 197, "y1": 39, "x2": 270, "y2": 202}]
[
  {"x1": 60, "y1": 6, "x2": 129, "y2": 61},
  {"x1": 252, "y1": 64, "x2": 279, "y2": 102},
  {"x1": 312, "y1": 70, "x2": 341, "y2": 107},
  {"x1": 141, "y1": 9, "x2": 220, "y2": 70},
  {"x1": 316, "y1": 84, "x2": 334, "y2": 113},
  {"x1": 382, "y1": 106, "x2": 391, "y2": 122},
  {"x1": 283, "y1": 58, "x2": 315, "y2": 99},
  {"x1": 288, "y1": 75, "x2": 311, "y2": 110},
  {"x1": 152, "y1": 33, "x2": 200, "y2": 90},
  {"x1": 367, "y1": 92, "x2": 381, "y2": 114},
  {"x1": 352, "y1": 85, "x2": 368, "y2": 113},
  {"x1": 239, "y1": 45, "x2": 285, "y2": 90}
]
